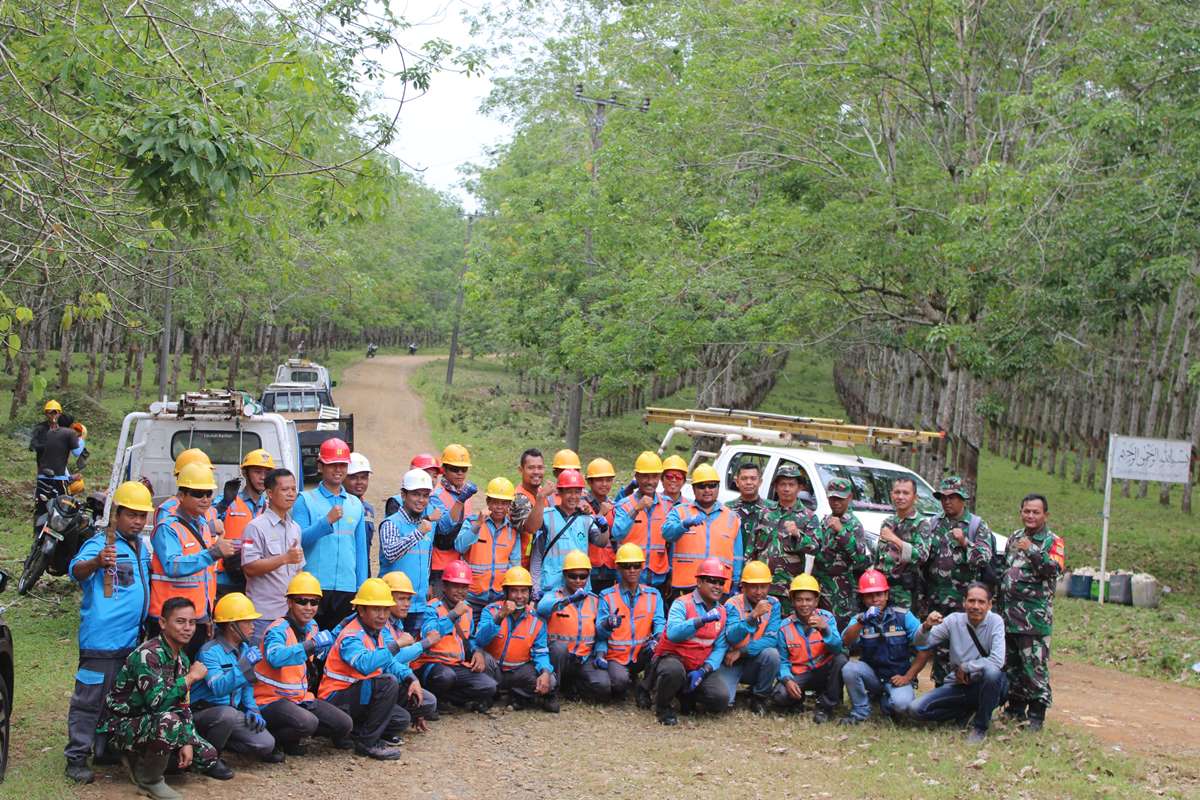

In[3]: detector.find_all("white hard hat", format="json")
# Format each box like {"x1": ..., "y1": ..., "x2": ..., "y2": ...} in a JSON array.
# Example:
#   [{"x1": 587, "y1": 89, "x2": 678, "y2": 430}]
[
  {"x1": 347, "y1": 452, "x2": 372, "y2": 475},
  {"x1": 401, "y1": 468, "x2": 433, "y2": 492}
]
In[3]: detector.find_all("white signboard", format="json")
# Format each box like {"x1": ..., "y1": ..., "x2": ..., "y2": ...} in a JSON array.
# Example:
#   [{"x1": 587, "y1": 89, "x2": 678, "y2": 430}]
[{"x1": 1109, "y1": 436, "x2": 1193, "y2": 483}]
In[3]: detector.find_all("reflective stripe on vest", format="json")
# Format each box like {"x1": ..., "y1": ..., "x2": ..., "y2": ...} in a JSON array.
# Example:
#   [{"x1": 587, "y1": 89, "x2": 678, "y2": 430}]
[
  {"x1": 254, "y1": 619, "x2": 315, "y2": 705},
  {"x1": 413, "y1": 601, "x2": 472, "y2": 667},
  {"x1": 599, "y1": 585, "x2": 657, "y2": 665},
  {"x1": 727, "y1": 594, "x2": 771, "y2": 649},
  {"x1": 781, "y1": 618, "x2": 831, "y2": 675},
  {"x1": 466, "y1": 518, "x2": 518, "y2": 596},
  {"x1": 671, "y1": 503, "x2": 739, "y2": 590},
  {"x1": 655, "y1": 592, "x2": 726, "y2": 672},
  {"x1": 483, "y1": 610, "x2": 542, "y2": 670},
  {"x1": 431, "y1": 483, "x2": 464, "y2": 572},
  {"x1": 617, "y1": 494, "x2": 671, "y2": 575},
  {"x1": 547, "y1": 592, "x2": 598, "y2": 657},
  {"x1": 149, "y1": 517, "x2": 215, "y2": 618},
  {"x1": 585, "y1": 494, "x2": 615, "y2": 570},
  {"x1": 318, "y1": 618, "x2": 382, "y2": 700}
]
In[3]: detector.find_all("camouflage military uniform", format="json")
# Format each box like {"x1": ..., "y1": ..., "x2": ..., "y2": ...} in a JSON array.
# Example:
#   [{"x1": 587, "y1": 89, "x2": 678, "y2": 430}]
[
  {"x1": 726, "y1": 495, "x2": 777, "y2": 549},
  {"x1": 747, "y1": 503, "x2": 820, "y2": 600},
  {"x1": 873, "y1": 511, "x2": 930, "y2": 612},
  {"x1": 1000, "y1": 525, "x2": 1065, "y2": 711},
  {"x1": 813, "y1": 510, "x2": 871, "y2": 625},
  {"x1": 922, "y1": 513, "x2": 994, "y2": 616},
  {"x1": 100, "y1": 637, "x2": 217, "y2": 766}
]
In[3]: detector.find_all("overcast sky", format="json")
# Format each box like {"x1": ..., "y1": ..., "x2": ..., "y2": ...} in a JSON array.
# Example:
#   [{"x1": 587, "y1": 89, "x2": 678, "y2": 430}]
[{"x1": 380, "y1": 0, "x2": 513, "y2": 211}]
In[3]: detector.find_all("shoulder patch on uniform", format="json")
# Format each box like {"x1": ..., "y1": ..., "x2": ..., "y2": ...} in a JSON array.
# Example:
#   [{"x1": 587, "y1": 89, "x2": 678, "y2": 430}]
[{"x1": 1049, "y1": 535, "x2": 1065, "y2": 569}]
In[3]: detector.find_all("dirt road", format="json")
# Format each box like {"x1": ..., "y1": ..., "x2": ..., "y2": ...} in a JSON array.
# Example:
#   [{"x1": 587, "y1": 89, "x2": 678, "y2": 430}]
[{"x1": 81, "y1": 355, "x2": 1200, "y2": 798}]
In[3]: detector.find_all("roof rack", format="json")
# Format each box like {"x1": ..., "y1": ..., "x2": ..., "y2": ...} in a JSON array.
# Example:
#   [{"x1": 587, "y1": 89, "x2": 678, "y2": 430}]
[
  {"x1": 644, "y1": 406, "x2": 944, "y2": 449},
  {"x1": 148, "y1": 389, "x2": 252, "y2": 420}
]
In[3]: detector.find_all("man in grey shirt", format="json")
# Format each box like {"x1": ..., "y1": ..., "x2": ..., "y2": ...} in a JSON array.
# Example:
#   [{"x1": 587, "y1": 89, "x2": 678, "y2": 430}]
[
  {"x1": 241, "y1": 468, "x2": 305, "y2": 641},
  {"x1": 898, "y1": 582, "x2": 1007, "y2": 742}
]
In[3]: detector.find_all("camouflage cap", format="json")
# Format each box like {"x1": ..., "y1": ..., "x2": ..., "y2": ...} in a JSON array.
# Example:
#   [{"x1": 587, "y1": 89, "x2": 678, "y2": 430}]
[
  {"x1": 774, "y1": 464, "x2": 804, "y2": 481},
  {"x1": 933, "y1": 475, "x2": 969, "y2": 500},
  {"x1": 825, "y1": 477, "x2": 853, "y2": 498}
]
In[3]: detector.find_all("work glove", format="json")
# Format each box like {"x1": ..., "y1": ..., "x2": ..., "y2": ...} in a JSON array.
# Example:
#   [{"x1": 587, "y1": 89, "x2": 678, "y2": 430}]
[
  {"x1": 238, "y1": 646, "x2": 263, "y2": 669},
  {"x1": 593, "y1": 515, "x2": 609, "y2": 532},
  {"x1": 602, "y1": 614, "x2": 622, "y2": 632},
  {"x1": 862, "y1": 606, "x2": 881, "y2": 623},
  {"x1": 244, "y1": 710, "x2": 267, "y2": 732},
  {"x1": 313, "y1": 630, "x2": 335, "y2": 650},
  {"x1": 644, "y1": 637, "x2": 657, "y2": 656},
  {"x1": 686, "y1": 666, "x2": 710, "y2": 693},
  {"x1": 593, "y1": 656, "x2": 609, "y2": 671},
  {"x1": 567, "y1": 588, "x2": 589, "y2": 604},
  {"x1": 698, "y1": 609, "x2": 722, "y2": 625},
  {"x1": 456, "y1": 482, "x2": 479, "y2": 502},
  {"x1": 682, "y1": 515, "x2": 705, "y2": 528}
]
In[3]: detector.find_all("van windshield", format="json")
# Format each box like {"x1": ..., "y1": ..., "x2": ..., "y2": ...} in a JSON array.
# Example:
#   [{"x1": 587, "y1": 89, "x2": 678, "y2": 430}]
[
  {"x1": 171, "y1": 431, "x2": 263, "y2": 465},
  {"x1": 814, "y1": 464, "x2": 939, "y2": 516},
  {"x1": 289, "y1": 370, "x2": 320, "y2": 383}
]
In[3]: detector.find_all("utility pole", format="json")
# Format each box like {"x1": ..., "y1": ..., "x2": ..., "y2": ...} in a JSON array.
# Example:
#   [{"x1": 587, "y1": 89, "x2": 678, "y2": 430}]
[
  {"x1": 156, "y1": 256, "x2": 174, "y2": 401},
  {"x1": 445, "y1": 213, "x2": 477, "y2": 387},
  {"x1": 566, "y1": 85, "x2": 650, "y2": 451}
]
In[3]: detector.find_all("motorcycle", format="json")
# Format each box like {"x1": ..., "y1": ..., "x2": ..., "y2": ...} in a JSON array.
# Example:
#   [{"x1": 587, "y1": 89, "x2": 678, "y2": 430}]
[
  {"x1": 366, "y1": 343, "x2": 378, "y2": 358},
  {"x1": 407, "y1": 343, "x2": 418, "y2": 355},
  {"x1": 19, "y1": 490, "x2": 100, "y2": 595}
]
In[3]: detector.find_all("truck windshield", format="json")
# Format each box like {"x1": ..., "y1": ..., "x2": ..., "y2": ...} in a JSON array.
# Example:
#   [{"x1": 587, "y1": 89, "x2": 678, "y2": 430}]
[
  {"x1": 815, "y1": 464, "x2": 939, "y2": 516},
  {"x1": 171, "y1": 431, "x2": 263, "y2": 465}
]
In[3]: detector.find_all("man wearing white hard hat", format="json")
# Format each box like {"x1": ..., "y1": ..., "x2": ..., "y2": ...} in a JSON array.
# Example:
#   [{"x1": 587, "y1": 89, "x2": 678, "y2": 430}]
[
  {"x1": 344, "y1": 453, "x2": 376, "y2": 574},
  {"x1": 378, "y1": 468, "x2": 461, "y2": 636}
]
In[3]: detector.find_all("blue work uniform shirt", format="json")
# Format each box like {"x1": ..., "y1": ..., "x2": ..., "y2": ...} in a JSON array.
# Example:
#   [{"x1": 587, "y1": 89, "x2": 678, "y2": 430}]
[
  {"x1": 71, "y1": 532, "x2": 151, "y2": 658},
  {"x1": 293, "y1": 483, "x2": 367, "y2": 593}
]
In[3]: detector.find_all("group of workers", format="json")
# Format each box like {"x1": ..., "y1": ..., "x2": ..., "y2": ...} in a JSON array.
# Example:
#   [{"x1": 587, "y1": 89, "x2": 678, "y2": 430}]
[{"x1": 60, "y1": 433, "x2": 1065, "y2": 798}]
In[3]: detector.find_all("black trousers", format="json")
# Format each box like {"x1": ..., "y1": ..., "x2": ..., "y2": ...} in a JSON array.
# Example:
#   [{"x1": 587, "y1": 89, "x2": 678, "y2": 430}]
[
  {"x1": 649, "y1": 654, "x2": 729, "y2": 714},
  {"x1": 326, "y1": 675, "x2": 401, "y2": 747},
  {"x1": 315, "y1": 590, "x2": 355, "y2": 633},
  {"x1": 260, "y1": 698, "x2": 353, "y2": 748}
]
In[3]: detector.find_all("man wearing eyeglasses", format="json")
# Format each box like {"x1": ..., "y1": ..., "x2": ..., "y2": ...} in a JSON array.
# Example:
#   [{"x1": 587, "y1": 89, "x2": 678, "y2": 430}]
[
  {"x1": 242, "y1": 469, "x2": 306, "y2": 643},
  {"x1": 149, "y1": 462, "x2": 236, "y2": 659}
]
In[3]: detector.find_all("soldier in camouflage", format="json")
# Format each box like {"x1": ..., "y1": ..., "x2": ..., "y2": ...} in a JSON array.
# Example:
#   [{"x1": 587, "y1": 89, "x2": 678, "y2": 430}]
[
  {"x1": 813, "y1": 478, "x2": 872, "y2": 628},
  {"x1": 746, "y1": 465, "x2": 819, "y2": 601},
  {"x1": 101, "y1": 597, "x2": 222, "y2": 799},
  {"x1": 922, "y1": 476, "x2": 995, "y2": 684},
  {"x1": 873, "y1": 476, "x2": 930, "y2": 613},
  {"x1": 726, "y1": 461, "x2": 776, "y2": 550},
  {"x1": 999, "y1": 493, "x2": 1064, "y2": 731}
]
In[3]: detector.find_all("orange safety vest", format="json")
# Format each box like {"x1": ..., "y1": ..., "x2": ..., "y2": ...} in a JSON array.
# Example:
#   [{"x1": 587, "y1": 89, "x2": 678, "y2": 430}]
[
  {"x1": 483, "y1": 608, "x2": 544, "y2": 670},
  {"x1": 547, "y1": 590, "x2": 599, "y2": 658},
  {"x1": 465, "y1": 517, "x2": 518, "y2": 596},
  {"x1": 218, "y1": 493, "x2": 261, "y2": 575},
  {"x1": 413, "y1": 600, "x2": 472, "y2": 668},
  {"x1": 671, "y1": 502, "x2": 739, "y2": 590},
  {"x1": 655, "y1": 592, "x2": 726, "y2": 672},
  {"x1": 780, "y1": 616, "x2": 833, "y2": 676},
  {"x1": 431, "y1": 483, "x2": 469, "y2": 572},
  {"x1": 318, "y1": 617, "x2": 383, "y2": 699},
  {"x1": 254, "y1": 618, "x2": 315, "y2": 706},
  {"x1": 149, "y1": 516, "x2": 216, "y2": 618},
  {"x1": 616, "y1": 494, "x2": 672, "y2": 576},
  {"x1": 585, "y1": 494, "x2": 616, "y2": 571},
  {"x1": 726, "y1": 593, "x2": 771, "y2": 650},
  {"x1": 599, "y1": 584, "x2": 659, "y2": 665}
]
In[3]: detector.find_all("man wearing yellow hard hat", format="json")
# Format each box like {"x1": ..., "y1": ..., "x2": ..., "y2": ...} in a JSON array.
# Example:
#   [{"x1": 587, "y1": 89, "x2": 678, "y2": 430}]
[
  {"x1": 454, "y1": 477, "x2": 522, "y2": 618},
  {"x1": 215, "y1": 449, "x2": 277, "y2": 598},
  {"x1": 30, "y1": 400, "x2": 86, "y2": 518},
  {"x1": 773, "y1": 573, "x2": 846, "y2": 722},
  {"x1": 155, "y1": 449, "x2": 223, "y2": 537},
  {"x1": 717, "y1": 560, "x2": 782, "y2": 715},
  {"x1": 594, "y1": 543, "x2": 665, "y2": 706},
  {"x1": 476, "y1": 566, "x2": 557, "y2": 711},
  {"x1": 582, "y1": 458, "x2": 618, "y2": 593},
  {"x1": 64, "y1": 481, "x2": 154, "y2": 784},
  {"x1": 191, "y1": 593, "x2": 277, "y2": 777},
  {"x1": 612, "y1": 452, "x2": 674, "y2": 590},
  {"x1": 662, "y1": 463, "x2": 744, "y2": 598},
  {"x1": 659, "y1": 454, "x2": 690, "y2": 509}
]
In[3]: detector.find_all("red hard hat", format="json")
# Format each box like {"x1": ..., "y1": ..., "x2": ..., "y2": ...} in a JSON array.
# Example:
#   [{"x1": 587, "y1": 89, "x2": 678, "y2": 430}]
[
  {"x1": 318, "y1": 438, "x2": 351, "y2": 465},
  {"x1": 410, "y1": 453, "x2": 442, "y2": 473},
  {"x1": 442, "y1": 559, "x2": 472, "y2": 585},
  {"x1": 695, "y1": 557, "x2": 727, "y2": 580},
  {"x1": 556, "y1": 468, "x2": 586, "y2": 490},
  {"x1": 857, "y1": 569, "x2": 890, "y2": 593}
]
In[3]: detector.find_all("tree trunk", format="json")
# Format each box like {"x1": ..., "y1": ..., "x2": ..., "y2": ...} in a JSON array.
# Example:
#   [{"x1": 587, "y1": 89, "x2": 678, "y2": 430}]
[
  {"x1": 1139, "y1": 290, "x2": 1188, "y2": 497},
  {"x1": 227, "y1": 312, "x2": 247, "y2": 388},
  {"x1": 96, "y1": 316, "x2": 114, "y2": 397},
  {"x1": 123, "y1": 333, "x2": 135, "y2": 388},
  {"x1": 8, "y1": 320, "x2": 32, "y2": 420},
  {"x1": 133, "y1": 340, "x2": 146, "y2": 404},
  {"x1": 1182, "y1": 389, "x2": 1200, "y2": 514},
  {"x1": 1159, "y1": 292, "x2": 1195, "y2": 506},
  {"x1": 58, "y1": 321, "x2": 74, "y2": 389},
  {"x1": 169, "y1": 326, "x2": 185, "y2": 395}
]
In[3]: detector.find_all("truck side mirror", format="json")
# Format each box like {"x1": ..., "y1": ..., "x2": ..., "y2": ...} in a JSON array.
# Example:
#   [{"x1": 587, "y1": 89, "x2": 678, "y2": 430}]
[{"x1": 331, "y1": 380, "x2": 337, "y2": 387}]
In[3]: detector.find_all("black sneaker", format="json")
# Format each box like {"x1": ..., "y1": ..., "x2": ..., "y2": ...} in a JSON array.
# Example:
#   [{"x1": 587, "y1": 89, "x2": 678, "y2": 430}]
[
  {"x1": 1004, "y1": 702, "x2": 1028, "y2": 721},
  {"x1": 967, "y1": 728, "x2": 987, "y2": 744},
  {"x1": 331, "y1": 738, "x2": 355, "y2": 750},
  {"x1": 65, "y1": 758, "x2": 95, "y2": 784},
  {"x1": 657, "y1": 710, "x2": 679, "y2": 726},
  {"x1": 261, "y1": 748, "x2": 286, "y2": 764},
  {"x1": 204, "y1": 759, "x2": 235, "y2": 780},
  {"x1": 282, "y1": 741, "x2": 308, "y2": 756},
  {"x1": 749, "y1": 697, "x2": 769, "y2": 717},
  {"x1": 540, "y1": 695, "x2": 561, "y2": 714},
  {"x1": 812, "y1": 709, "x2": 830, "y2": 724},
  {"x1": 355, "y1": 742, "x2": 402, "y2": 761},
  {"x1": 837, "y1": 715, "x2": 866, "y2": 726},
  {"x1": 381, "y1": 733, "x2": 404, "y2": 746},
  {"x1": 635, "y1": 686, "x2": 652, "y2": 710}
]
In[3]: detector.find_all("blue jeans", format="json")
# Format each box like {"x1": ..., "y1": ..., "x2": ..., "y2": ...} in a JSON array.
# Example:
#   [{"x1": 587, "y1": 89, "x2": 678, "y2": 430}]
[
  {"x1": 716, "y1": 648, "x2": 781, "y2": 705},
  {"x1": 910, "y1": 665, "x2": 1008, "y2": 731},
  {"x1": 842, "y1": 659, "x2": 915, "y2": 720}
]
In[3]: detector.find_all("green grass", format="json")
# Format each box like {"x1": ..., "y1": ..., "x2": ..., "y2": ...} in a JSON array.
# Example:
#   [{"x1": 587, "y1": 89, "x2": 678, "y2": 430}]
[{"x1": 0, "y1": 347, "x2": 367, "y2": 797}]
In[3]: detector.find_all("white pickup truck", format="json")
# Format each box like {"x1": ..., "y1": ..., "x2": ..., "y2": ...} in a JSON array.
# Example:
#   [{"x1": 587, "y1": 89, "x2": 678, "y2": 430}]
[{"x1": 101, "y1": 390, "x2": 302, "y2": 526}]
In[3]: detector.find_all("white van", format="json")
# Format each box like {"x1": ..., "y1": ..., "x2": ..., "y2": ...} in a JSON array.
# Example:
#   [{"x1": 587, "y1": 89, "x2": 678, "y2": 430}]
[{"x1": 273, "y1": 358, "x2": 334, "y2": 393}]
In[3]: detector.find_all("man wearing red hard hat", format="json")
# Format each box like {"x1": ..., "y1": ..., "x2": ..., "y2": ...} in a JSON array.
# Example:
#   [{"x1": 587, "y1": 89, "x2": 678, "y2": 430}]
[{"x1": 292, "y1": 438, "x2": 368, "y2": 630}]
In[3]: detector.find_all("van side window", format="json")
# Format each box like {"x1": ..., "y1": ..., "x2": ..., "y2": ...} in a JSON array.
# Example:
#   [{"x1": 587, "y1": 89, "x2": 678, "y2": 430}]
[{"x1": 725, "y1": 453, "x2": 769, "y2": 491}]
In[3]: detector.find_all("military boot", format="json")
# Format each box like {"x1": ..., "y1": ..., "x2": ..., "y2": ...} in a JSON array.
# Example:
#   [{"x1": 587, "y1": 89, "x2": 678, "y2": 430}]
[
  {"x1": 1026, "y1": 702, "x2": 1046, "y2": 732},
  {"x1": 129, "y1": 751, "x2": 182, "y2": 800},
  {"x1": 1003, "y1": 701, "x2": 1028, "y2": 721},
  {"x1": 65, "y1": 757, "x2": 94, "y2": 784}
]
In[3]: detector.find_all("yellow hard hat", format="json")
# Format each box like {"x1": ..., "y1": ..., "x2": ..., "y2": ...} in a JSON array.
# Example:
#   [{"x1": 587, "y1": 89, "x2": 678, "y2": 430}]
[
  {"x1": 661, "y1": 455, "x2": 689, "y2": 476},
  {"x1": 176, "y1": 461, "x2": 217, "y2": 491},
  {"x1": 614, "y1": 542, "x2": 646, "y2": 565},
  {"x1": 382, "y1": 571, "x2": 415, "y2": 595},
  {"x1": 44, "y1": 399, "x2": 63, "y2": 413},
  {"x1": 173, "y1": 448, "x2": 212, "y2": 476},
  {"x1": 502, "y1": 566, "x2": 534, "y2": 588},
  {"x1": 352, "y1": 577, "x2": 396, "y2": 607},
  {"x1": 634, "y1": 451, "x2": 663, "y2": 475},
  {"x1": 562, "y1": 550, "x2": 592, "y2": 573},
  {"x1": 486, "y1": 476, "x2": 516, "y2": 501},
  {"x1": 241, "y1": 449, "x2": 276, "y2": 469},
  {"x1": 286, "y1": 571, "x2": 323, "y2": 598},
  {"x1": 441, "y1": 444, "x2": 472, "y2": 468},
  {"x1": 113, "y1": 480, "x2": 154, "y2": 513},
  {"x1": 586, "y1": 458, "x2": 616, "y2": 479},
  {"x1": 690, "y1": 463, "x2": 720, "y2": 485},
  {"x1": 741, "y1": 560, "x2": 772, "y2": 584},
  {"x1": 67, "y1": 478, "x2": 86, "y2": 495},
  {"x1": 789, "y1": 574, "x2": 821, "y2": 594},
  {"x1": 213, "y1": 592, "x2": 262, "y2": 623},
  {"x1": 552, "y1": 449, "x2": 582, "y2": 470}
]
